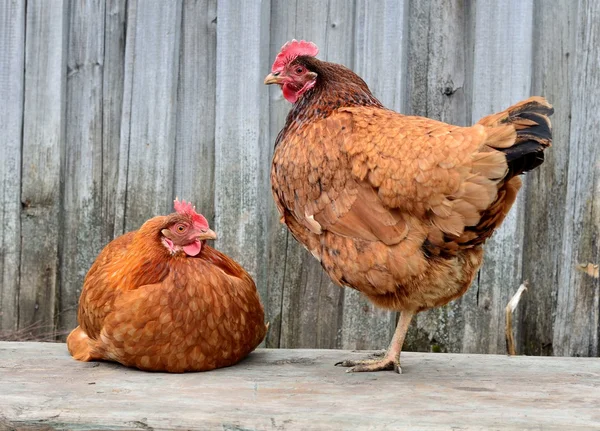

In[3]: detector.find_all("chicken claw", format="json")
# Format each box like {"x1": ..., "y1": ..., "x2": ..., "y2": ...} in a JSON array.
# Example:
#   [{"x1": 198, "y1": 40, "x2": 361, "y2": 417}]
[
  {"x1": 335, "y1": 311, "x2": 414, "y2": 374},
  {"x1": 335, "y1": 356, "x2": 401, "y2": 373}
]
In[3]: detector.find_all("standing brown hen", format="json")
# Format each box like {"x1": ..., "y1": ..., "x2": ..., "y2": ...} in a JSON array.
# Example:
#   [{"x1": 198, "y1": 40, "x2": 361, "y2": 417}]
[
  {"x1": 265, "y1": 40, "x2": 553, "y2": 373},
  {"x1": 67, "y1": 199, "x2": 267, "y2": 372}
]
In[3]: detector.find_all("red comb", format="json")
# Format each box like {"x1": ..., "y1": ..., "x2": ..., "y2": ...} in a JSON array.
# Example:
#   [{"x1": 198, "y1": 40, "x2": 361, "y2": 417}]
[
  {"x1": 173, "y1": 198, "x2": 209, "y2": 229},
  {"x1": 271, "y1": 39, "x2": 319, "y2": 72}
]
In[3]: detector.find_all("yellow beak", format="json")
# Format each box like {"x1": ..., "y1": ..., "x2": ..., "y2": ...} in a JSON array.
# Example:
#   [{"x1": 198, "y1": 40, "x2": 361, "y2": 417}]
[
  {"x1": 197, "y1": 229, "x2": 217, "y2": 241},
  {"x1": 264, "y1": 73, "x2": 284, "y2": 85}
]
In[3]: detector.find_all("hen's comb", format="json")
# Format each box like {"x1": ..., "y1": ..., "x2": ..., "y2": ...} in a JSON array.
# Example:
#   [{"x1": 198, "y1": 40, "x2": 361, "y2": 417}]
[
  {"x1": 173, "y1": 198, "x2": 209, "y2": 228},
  {"x1": 271, "y1": 39, "x2": 319, "y2": 72}
]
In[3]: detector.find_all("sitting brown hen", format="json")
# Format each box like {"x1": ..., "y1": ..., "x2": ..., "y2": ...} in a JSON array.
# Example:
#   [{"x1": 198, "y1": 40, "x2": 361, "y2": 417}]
[
  {"x1": 67, "y1": 199, "x2": 267, "y2": 372},
  {"x1": 265, "y1": 40, "x2": 553, "y2": 373}
]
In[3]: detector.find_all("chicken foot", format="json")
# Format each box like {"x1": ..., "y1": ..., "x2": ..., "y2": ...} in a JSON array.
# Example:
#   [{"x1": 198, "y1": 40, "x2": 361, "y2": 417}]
[{"x1": 335, "y1": 310, "x2": 414, "y2": 373}]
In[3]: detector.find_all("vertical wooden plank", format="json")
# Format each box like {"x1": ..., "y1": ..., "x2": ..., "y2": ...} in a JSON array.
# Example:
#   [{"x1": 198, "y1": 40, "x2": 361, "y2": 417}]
[
  {"x1": 339, "y1": 0, "x2": 408, "y2": 350},
  {"x1": 114, "y1": 0, "x2": 183, "y2": 232},
  {"x1": 214, "y1": 0, "x2": 271, "y2": 327},
  {"x1": 403, "y1": 0, "x2": 473, "y2": 353},
  {"x1": 553, "y1": 0, "x2": 600, "y2": 357},
  {"x1": 465, "y1": 0, "x2": 534, "y2": 354},
  {"x1": 58, "y1": 0, "x2": 105, "y2": 335},
  {"x1": 265, "y1": 0, "x2": 330, "y2": 349},
  {"x1": 404, "y1": 0, "x2": 470, "y2": 125},
  {"x1": 354, "y1": 0, "x2": 406, "y2": 113},
  {"x1": 0, "y1": 0, "x2": 25, "y2": 332},
  {"x1": 113, "y1": 0, "x2": 136, "y2": 237},
  {"x1": 101, "y1": 0, "x2": 127, "y2": 244},
  {"x1": 266, "y1": 0, "x2": 358, "y2": 349},
  {"x1": 520, "y1": 0, "x2": 575, "y2": 356},
  {"x1": 19, "y1": 0, "x2": 68, "y2": 336},
  {"x1": 174, "y1": 0, "x2": 217, "y2": 223}
]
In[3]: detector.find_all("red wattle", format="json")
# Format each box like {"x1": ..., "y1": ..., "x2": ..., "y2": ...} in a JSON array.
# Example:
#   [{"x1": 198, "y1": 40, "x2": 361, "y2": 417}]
[{"x1": 183, "y1": 240, "x2": 202, "y2": 257}]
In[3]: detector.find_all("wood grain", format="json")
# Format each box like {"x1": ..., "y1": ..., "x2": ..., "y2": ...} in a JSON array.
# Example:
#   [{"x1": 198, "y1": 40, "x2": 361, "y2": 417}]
[
  {"x1": 340, "y1": 0, "x2": 408, "y2": 350},
  {"x1": 2, "y1": 342, "x2": 600, "y2": 430},
  {"x1": 521, "y1": 0, "x2": 576, "y2": 356},
  {"x1": 174, "y1": 0, "x2": 217, "y2": 225},
  {"x1": 115, "y1": 0, "x2": 183, "y2": 233},
  {"x1": 267, "y1": 0, "x2": 346, "y2": 349},
  {"x1": 58, "y1": 0, "x2": 106, "y2": 335},
  {"x1": 18, "y1": 0, "x2": 68, "y2": 336},
  {"x1": 101, "y1": 0, "x2": 127, "y2": 244},
  {"x1": 553, "y1": 0, "x2": 600, "y2": 357},
  {"x1": 0, "y1": 0, "x2": 596, "y2": 359},
  {"x1": 467, "y1": 0, "x2": 534, "y2": 354},
  {"x1": 0, "y1": 0, "x2": 25, "y2": 332},
  {"x1": 213, "y1": 0, "x2": 271, "y2": 309},
  {"x1": 403, "y1": 0, "x2": 473, "y2": 353}
]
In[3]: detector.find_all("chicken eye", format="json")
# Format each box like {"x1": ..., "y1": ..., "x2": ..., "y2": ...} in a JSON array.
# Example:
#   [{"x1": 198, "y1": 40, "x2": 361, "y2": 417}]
[
  {"x1": 176, "y1": 225, "x2": 186, "y2": 233},
  {"x1": 295, "y1": 67, "x2": 303, "y2": 74}
]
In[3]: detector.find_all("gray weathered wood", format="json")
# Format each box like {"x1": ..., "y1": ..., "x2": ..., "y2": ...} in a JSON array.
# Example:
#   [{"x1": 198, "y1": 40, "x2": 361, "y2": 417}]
[
  {"x1": 553, "y1": 0, "x2": 600, "y2": 357},
  {"x1": 18, "y1": 0, "x2": 68, "y2": 336},
  {"x1": 267, "y1": 0, "x2": 370, "y2": 349},
  {"x1": 213, "y1": 0, "x2": 271, "y2": 311},
  {"x1": 101, "y1": 0, "x2": 127, "y2": 244},
  {"x1": 2, "y1": 342, "x2": 600, "y2": 430},
  {"x1": 403, "y1": 0, "x2": 473, "y2": 353},
  {"x1": 58, "y1": 0, "x2": 106, "y2": 335},
  {"x1": 114, "y1": 0, "x2": 183, "y2": 233},
  {"x1": 339, "y1": 0, "x2": 409, "y2": 350},
  {"x1": 0, "y1": 0, "x2": 25, "y2": 332},
  {"x1": 521, "y1": 0, "x2": 576, "y2": 356},
  {"x1": 174, "y1": 0, "x2": 217, "y2": 224},
  {"x1": 112, "y1": 0, "x2": 137, "y2": 238},
  {"x1": 266, "y1": 0, "x2": 336, "y2": 349},
  {"x1": 0, "y1": 0, "x2": 597, "y2": 358},
  {"x1": 466, "y1": 0, "x2": 534, "y2": 354}
]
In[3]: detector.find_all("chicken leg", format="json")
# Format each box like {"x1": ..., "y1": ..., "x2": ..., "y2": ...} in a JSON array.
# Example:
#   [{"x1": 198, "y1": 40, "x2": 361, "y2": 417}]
[{"x1": 335, "y1": 310, "x2": 414, "y2": 373}]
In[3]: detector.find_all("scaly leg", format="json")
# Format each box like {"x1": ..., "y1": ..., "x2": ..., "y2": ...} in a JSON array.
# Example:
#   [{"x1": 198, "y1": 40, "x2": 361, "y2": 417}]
[{"x1": 335, "y1": 310, "x2": 414, "y2": 373}]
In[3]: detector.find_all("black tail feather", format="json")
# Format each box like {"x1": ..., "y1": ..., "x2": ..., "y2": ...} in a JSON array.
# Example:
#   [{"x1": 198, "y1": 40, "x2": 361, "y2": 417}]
[{"x1": 500, "y1": 102, "x2": 554, "y2": 179}]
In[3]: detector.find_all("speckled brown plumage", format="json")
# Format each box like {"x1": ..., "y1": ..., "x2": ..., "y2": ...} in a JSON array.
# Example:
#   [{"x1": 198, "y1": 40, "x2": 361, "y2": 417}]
[
  {"x1": 67, "y1": 212, "x2": 267, "y2": 372},
  {"x1": 266, "y1": 44, "x2": 553, "y2": 372}
]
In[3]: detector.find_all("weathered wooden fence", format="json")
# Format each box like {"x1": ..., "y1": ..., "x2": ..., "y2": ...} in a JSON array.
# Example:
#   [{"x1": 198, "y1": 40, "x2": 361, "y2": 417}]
[{"x1": 0, "y1": 0, "x2": 598, "y2": 356}]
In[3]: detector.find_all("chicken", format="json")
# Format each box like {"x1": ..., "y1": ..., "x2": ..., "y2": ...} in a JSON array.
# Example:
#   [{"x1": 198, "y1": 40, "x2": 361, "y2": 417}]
[
  {"x1": 265, "y1": 40, "x2": 553, "y2": 373},
  {"x1": 67, "y1": 199, "x2": 267, "y2": 372}
]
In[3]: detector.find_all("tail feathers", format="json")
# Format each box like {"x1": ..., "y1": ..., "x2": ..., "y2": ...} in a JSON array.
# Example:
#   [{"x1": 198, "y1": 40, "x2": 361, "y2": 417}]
[
  {"x1": 458, "y1": 177, "x2": 522, "y2": 247},
  {"x1": 66, "y1": 326, "x2": 97, "y2": 362},
  {"x1": 479, "y1": 96, "x2": 553, "y2": 179},
  {"x1": 452, "y1": 97, "x2": 553, "y2": 249}
]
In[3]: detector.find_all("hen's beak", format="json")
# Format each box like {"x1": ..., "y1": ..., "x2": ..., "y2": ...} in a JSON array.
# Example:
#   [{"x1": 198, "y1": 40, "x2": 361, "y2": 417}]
[
  {"x1": 197, "y1": 229, "x2": 217, "y2": 241},
  {"x1": 264, "y1": 72, "x2": 283, "y2": 85}
]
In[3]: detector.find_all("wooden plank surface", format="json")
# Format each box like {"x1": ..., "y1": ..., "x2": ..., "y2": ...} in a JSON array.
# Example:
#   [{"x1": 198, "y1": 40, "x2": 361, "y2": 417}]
[
  {"x1": 0, "y1": 0, "x2": 25, "y2": 332},
  {"x1": 18, "y1": 0, "x2": 68, "y2": 337},
  {"x1": 1, "y1": 342, "x2": 599, "y2": 431}
]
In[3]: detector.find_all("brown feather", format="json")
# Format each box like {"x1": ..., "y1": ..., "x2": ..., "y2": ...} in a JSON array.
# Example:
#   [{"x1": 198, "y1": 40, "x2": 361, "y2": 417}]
[
  {"x1": 270, "y1": 56, "x2": 552, "y2": 326},
  {"x1": 67, "y1": 216, "x2": 267, "y2": 372}
]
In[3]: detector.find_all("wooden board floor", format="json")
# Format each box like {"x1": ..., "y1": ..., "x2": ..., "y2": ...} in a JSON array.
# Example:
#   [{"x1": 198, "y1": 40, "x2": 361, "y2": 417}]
[{"x1": 0, "y1": 342, "x2": 599, "y2": 430}]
